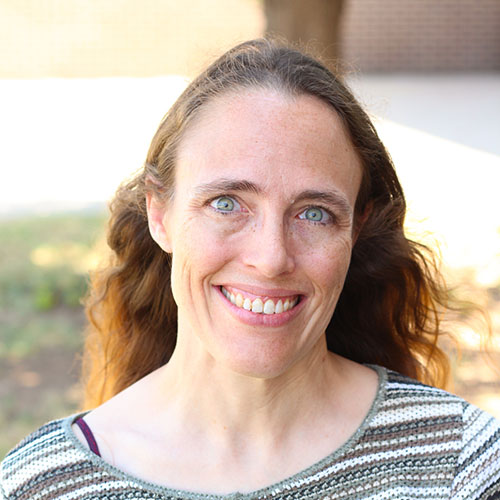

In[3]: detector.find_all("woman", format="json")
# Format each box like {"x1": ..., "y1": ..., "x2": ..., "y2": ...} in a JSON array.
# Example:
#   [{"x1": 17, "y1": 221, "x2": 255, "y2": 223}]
[{"x1": 2, "y1": 39, "x2": 499, "y2": 499}]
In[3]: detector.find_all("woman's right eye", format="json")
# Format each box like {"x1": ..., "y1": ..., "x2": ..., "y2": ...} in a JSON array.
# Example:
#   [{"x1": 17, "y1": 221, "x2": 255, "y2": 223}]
[{"x1": 209, "y1": 196, "x2": 241, "y2": 213}]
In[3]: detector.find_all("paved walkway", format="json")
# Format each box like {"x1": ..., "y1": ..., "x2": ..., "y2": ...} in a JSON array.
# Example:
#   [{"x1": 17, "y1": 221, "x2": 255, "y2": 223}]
[
  {"x1": 348, "y1": 74, "x2": 500, "y2": 157},
  {"x1": 0, "y1": 76, "x2": 189, "y2": 216}
]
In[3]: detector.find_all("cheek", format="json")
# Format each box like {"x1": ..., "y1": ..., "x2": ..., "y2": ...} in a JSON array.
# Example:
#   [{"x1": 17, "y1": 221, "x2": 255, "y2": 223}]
[
  {"x1": 169, "y1": 218, "x2": 237, "y2": 295},
  {"x1": 295, "y1": 230, "x2": 354, "y2": 292}
]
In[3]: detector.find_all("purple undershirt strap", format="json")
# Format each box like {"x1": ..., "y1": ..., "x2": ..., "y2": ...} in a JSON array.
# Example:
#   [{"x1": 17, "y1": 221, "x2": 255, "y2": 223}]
[{"x1": 75, "y1": 417, "x2": 101, "y2": 457}]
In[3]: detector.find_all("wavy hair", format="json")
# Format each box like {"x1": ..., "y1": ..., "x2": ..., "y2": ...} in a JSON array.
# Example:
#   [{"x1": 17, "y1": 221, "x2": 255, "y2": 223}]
[{"x1": 83, "y1": 39, "x2": 453, "y2": 408}]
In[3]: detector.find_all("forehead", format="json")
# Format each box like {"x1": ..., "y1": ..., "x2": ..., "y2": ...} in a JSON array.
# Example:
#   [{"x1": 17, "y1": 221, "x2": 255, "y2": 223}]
[{"x1": 175, "y1": 88, "x2": 362, "y2": 205}]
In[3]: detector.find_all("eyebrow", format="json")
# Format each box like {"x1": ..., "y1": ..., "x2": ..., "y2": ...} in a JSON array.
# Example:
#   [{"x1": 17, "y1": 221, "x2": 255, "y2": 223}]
[
  {"x1": 193, "y1": 179, "x2": 263, "y2": 197},
  {"x1": 193, "y1": 178, "x2": 353, "y2": 217},
  {"x1": 292, "y1": 190, "x2": 353, "y2": 218}
]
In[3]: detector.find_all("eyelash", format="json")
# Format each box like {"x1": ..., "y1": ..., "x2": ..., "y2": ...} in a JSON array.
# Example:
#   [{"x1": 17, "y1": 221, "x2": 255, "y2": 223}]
[{"x1": 207, "y1": 196, "x2": 336, "y2": 225}]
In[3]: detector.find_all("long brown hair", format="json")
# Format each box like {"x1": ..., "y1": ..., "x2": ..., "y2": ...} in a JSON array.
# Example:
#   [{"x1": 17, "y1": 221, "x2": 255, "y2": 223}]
[{"x1": 83, "y1": 39, "x2": 452, "y2": 408}]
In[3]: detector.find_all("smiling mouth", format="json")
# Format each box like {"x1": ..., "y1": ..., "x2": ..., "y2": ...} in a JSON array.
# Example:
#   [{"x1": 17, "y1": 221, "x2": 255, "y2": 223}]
[{"x1": 220, "y1": 286, "x2": 300, "y2": 315}]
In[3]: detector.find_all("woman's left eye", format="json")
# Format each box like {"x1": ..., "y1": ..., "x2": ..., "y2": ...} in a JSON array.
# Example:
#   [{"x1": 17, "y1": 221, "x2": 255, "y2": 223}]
[
  {"x1": 297, "y1": 207, "x2": 332, "y2": 224},
  {"x1": 209, "y1": 196, "x2": 241, "y2": 213}
]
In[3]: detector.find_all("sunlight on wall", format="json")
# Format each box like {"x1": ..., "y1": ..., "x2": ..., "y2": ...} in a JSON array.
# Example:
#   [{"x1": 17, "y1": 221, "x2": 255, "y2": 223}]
[{"x1": 0, "y1": 0, "x2": 264, "y2": 78}]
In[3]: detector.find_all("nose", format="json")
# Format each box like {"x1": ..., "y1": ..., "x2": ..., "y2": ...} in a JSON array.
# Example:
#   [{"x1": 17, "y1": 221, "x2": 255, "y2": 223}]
[{"x1": 241, "y1": 215, "x2": 295, "y2": 278}]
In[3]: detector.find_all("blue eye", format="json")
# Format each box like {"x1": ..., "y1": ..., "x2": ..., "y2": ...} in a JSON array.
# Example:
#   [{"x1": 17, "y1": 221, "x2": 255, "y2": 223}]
[
  {"x1": 210, "y1": 196, "x2": 240, "y2": 213},
  {"x1": 298, "y1": 207, "x2": 331, "y2": 223}
]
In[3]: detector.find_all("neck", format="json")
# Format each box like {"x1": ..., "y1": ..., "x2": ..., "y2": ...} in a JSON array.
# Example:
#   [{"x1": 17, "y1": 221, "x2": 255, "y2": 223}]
[
  {"x1": 92, "y1": 328, "x2": 378, "y2": 494},
  {"x1": 150, "y1": 333, "x2": 347, "y2": 452}
]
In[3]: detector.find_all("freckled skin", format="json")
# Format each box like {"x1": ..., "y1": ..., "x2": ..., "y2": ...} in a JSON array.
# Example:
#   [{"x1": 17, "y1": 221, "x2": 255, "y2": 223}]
[{"x1": 155, "y1": 89, "x2": 363, "y2": 379}]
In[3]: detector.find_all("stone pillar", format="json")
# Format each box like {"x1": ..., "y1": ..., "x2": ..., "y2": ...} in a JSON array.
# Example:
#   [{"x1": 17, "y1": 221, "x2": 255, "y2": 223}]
[{"x1": 264, "y1": 0, "x2": 345, "y2": 61}]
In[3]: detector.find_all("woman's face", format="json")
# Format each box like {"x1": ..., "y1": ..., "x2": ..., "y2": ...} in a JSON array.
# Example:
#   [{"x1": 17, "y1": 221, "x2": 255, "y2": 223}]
[{"x1": 149, "y1": 88, "x2": 363, "y2": 378}]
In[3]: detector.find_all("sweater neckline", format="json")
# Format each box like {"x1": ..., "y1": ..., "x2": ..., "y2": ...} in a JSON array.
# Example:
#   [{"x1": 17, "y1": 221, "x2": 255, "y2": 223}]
[{"x1": 63, "y1": 364, "x2": 387, "y2": 499}]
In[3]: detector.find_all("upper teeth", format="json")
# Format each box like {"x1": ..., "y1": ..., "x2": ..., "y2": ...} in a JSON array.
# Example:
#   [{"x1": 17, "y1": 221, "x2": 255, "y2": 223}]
[{"x1": 221, "y1": 287, "x2": 298, "y2": 314}]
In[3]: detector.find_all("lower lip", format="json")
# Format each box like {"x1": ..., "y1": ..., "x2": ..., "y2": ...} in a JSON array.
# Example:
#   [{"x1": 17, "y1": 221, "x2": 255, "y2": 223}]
[{"x1": 215, "y1": 286, "x2": 306, "y2": 327}]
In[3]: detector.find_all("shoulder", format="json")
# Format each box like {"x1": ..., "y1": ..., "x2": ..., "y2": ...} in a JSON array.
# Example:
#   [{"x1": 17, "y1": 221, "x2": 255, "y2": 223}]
[
  {"x1": 371, "y1": 367, "x2": 472, "y2": 426},
  {"x1": 377, "y1": 368, "x2": 500, "y2": 499},
  {"x1": 1, "y1": 416, "x2": 81, "y2": 498},
  {"x1": 0, "y1": 414, "x2": 99, "y2": 499},
  {"x1": 0, "y1": 414, "x2": 164, "y2": 500},
  {"x1": 379, "y1": 367, "x2": 500, "y2": 434},
  {"x1": 450, "y1": 401, "x2": 500, "y2": 499}
]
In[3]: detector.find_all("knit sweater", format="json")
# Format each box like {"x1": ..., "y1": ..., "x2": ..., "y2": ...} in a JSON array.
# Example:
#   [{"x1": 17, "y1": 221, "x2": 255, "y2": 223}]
[{"x1": 2, "y1": 367, "x2": 500, "y2": 499}]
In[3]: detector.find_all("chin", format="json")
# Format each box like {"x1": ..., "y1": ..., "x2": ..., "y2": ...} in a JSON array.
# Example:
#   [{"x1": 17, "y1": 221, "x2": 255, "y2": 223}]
[{"x1": 216, "y1": 339, "x2": 306, "y2": 380}]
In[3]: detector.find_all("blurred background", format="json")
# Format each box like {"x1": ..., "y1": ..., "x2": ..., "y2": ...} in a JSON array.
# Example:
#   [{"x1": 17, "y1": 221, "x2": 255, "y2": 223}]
[{"x1": 1, "y1": 0, "x2": 499, "y2": 457}]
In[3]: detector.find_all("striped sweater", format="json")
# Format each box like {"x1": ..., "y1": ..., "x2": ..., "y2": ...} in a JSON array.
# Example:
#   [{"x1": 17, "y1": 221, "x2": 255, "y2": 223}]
[{"x1": 1, "y1": 367, "x2": 500, "y2": 499}]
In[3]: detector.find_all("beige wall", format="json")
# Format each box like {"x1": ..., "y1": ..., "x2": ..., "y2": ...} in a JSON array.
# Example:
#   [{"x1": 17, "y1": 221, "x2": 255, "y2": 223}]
[
  {"x1": 341, "y1": 0, "x2": 500, "y2": 72},
  {"x1": 0, "y1": 0, "x2": 264, "y2": 78}
]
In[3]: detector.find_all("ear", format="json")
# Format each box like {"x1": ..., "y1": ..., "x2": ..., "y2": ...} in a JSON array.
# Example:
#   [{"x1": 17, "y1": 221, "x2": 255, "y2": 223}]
[{"x1": 146, "y1": 191, "x2": 172, "y2": 253}]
